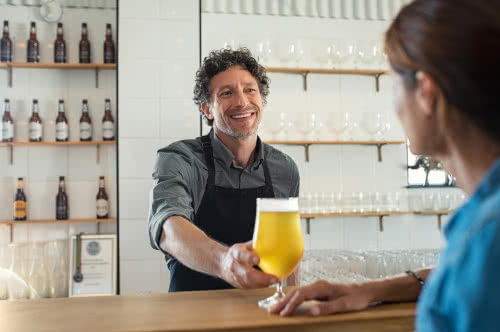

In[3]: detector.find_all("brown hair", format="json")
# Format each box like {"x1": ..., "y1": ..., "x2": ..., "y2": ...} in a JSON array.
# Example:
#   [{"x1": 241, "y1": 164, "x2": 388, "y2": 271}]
[{"x1": 385, "y1": 0, "x2": 500, "y2": 142}]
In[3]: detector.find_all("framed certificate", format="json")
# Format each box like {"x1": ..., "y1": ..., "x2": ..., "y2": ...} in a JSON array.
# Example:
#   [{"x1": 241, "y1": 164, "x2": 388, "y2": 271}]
[{"x1": 69, "y1": 233, "x2": 117, "y2": 297}]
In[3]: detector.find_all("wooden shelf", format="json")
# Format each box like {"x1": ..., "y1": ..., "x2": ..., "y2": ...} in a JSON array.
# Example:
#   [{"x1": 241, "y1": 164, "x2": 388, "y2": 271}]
[
  {"x1": 1, "y1": 62, "x2": 116, "y2": 69},
  {"x1": 264, "y1": 140, "x2": 406, "y2": 162},
  {"x1": 0, "y1": 218, "x2": 116, "y2": 242},
  {"x1": 1, "y1": 140, "x2": 116, "y2": 164},
  {"x1": 0, "y1": 218, "x2": 116, "y2": 225},
  {"x1": 265, "y1": 67, "x2": 388, "y2": 91},
  {"x1": 413, "y1": 210, "x2": 451, "y2": 216},
  {"x1": 301, "y1": 211, "x2": 409, "y2": 219},
  {"x1": 0, "y1": 140, "x2": 115, "y2": 147},
  {"x1": 1, "y1": 62, "x2": 116, "y2": 88}
]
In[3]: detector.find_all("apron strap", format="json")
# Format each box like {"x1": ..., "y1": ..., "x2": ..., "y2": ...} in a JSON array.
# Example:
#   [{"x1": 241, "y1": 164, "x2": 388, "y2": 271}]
[
  {"x1": 200, "y1": 132, "x2": 216, "y2": 187},
  {"x1": 261, "y1": 158, "x2": 274, "y2": 193}
]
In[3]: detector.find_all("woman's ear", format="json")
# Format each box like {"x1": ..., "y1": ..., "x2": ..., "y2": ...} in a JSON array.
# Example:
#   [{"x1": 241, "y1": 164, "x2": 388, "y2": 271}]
[
  {"x1": 415, "y1": 71, "x2": 438, "y2": 118},
  {"x1": 201, "y1": 103, "x2": 213, "y2": 120}
]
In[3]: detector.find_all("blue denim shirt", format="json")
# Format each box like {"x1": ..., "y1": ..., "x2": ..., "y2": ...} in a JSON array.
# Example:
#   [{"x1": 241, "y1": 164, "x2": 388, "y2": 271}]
[{"x1": 417, "y1": 158, "x2": 500, "y2": 332}]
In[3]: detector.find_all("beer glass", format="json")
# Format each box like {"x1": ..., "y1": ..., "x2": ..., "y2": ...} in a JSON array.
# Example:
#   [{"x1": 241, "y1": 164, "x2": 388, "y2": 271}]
[{"x1": 252, "y1": 198, "x2": 304, "y2": 309}]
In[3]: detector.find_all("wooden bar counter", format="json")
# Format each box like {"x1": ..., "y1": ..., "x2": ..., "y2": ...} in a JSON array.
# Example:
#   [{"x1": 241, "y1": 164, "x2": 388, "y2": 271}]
[{"x1": 0, "y1": 288, "x2": 416, "y2": 332}]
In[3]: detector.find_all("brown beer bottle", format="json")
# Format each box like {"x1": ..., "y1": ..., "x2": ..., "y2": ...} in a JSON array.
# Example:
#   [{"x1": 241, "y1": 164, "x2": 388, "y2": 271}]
[
  {"x1": 96, "y1": 176, "x2": 109, "y2": 219},
  {"x1": 54, "y1": 22, "x2": 66, "y2": 63},
  {"x1": 79, "y1": 23, "x2": 91, "y2": 63},
  {"x1": 56, "y1": 176, "x2": 69, "y2": 220},
  {"x1": 14, "y1": 177, "x2": 27, "y2": 221},
  {"x1": 27, "y1": 22, "x2": 40, "y2": 63},
  {"x1": 1, "y1": 20, "x2": 12, "y2": 62},
  {"x1": 102, "y1": 98, "x2": 114, "y2": 141},
  {"x1": 2, "y1": 98, "x2": 14, "y2": 142},
  {"x1": 79, "y1": 99, "x2": 92, "y2": 141},
  {"x1": 103, "y1": 24, "x2": 115, "y2": 64},
  {"x1": 29, "y1": 99, "x2": 42, "y2": 142},
  {"x1": 55, "y1": 99, "x2": 69, "y2": 141}
]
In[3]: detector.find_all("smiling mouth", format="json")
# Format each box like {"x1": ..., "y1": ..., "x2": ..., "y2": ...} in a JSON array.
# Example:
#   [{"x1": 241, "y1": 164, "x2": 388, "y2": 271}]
[{"x1": 230, "y1": 113, "x2": 254, "y2": 119}]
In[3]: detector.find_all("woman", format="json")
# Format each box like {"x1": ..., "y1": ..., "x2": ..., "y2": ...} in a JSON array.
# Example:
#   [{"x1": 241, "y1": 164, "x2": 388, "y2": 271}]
[{"x1": 271, "y1": 0, "x2": 500, "y2": 330}]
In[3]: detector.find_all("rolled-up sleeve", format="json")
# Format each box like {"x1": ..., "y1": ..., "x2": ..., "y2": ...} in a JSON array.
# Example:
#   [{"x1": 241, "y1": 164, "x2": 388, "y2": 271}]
[{"x1": 148, "y1": 144, "x2": 195, "y2": 252}]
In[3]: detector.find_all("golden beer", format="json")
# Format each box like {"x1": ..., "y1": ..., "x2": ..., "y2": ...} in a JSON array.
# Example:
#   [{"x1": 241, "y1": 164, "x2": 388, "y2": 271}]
[{"x1": 254, "y1": 211, "x2": 303, "y2": 279}]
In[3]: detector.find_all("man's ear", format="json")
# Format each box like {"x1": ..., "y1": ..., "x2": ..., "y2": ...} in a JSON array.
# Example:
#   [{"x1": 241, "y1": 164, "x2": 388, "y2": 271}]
[
  {"x1": 201, "y1": 103, "x2": 213, "y2": 120},
  {"x1": 415, "y1": 71, "x2": 437, "y2": 118}
]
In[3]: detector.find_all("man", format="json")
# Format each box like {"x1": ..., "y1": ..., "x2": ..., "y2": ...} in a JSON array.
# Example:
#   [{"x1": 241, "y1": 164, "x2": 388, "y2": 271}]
[{"x1": 148, "y1": 48, "x2": 300, "y2": 292}]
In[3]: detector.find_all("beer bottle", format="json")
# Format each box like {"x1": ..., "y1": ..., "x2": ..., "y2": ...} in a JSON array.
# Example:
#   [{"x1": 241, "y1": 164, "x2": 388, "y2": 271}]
[
  {"x1": 14, "y1": 177, "x2": 27, "y2": 221},
  {"x1": 54, "y1": 22, "x2": 66, "y2": 63},
  {"x1": 102, "y1": 98, "x2": 114, "y2": 141},
  {"x1": 55, "y1": 99, "x2": 69, "y2": 141},
  {"x1": 2, "y1": 98, "x2": 14, "y2": 142},
  {"x1": 96, "y1": 176, "x2": 109, "y2": 219},
  {"x1": 0, "y1": 20, "x2": 12, "y2": 62},
  {"x1": 79, "y1": 99, "x2": 92, "y2": 141},
  {"x1": 56, "y1": 176, "x2": 69, "y2": 220},
  {"x1": 79, "y1": 23, "x2": 91, "y2": 63},
  {"x1": 103, "y1": 24, "x2": 115, "y2": 64},
  {"x1": 27, "y1": 22, "x2": 40, "y2": 63},
  {"x1": 29, "y1": 99, "x2": 42, "y2": 142}
]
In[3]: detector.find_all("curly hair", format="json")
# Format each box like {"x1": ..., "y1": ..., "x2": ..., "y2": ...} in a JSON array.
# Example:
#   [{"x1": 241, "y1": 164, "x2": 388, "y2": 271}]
[{"x1": 193, "y1": 47, "x2": 270, "y2": 126}]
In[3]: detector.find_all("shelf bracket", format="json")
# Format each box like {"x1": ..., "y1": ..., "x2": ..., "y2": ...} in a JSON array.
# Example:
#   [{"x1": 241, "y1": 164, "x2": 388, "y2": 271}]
[
  {"x1": 95, "y1": 68, "x2": 99, "y2": 88},
  {"x1": 376, "y1": 144, "x2": 385, "y2": 162},
  {"x1": 304, "y1": 144, "x2": 311, "y2": 162},
  {"x1": 97, "y1": 222, "x2": 101, "y2": 234},
  {"x1": 374, "y1": 73, "x2": 381, "y2": 92},
  {"x1": 378, "y1": 215, "x2": 385, "y2": 232},
  {"x1": 9, "y1": 224, "x2": 13, "y2": 243},
  {"x1": 301, "y1": 72, "x2": 309, "y2": 91},
  {"x1": 437, "y1": 214, "x2": 443, "y2": 231},
  {"x1": 96, "y1": 144, "x2": 101, "y2": 163},
  {"x1": 8, "y1": 65, "x2": 13, "y2": 88},
  {"x1": 305, "y1": 218, "x2": 311, "y2": 235},
  {"x1": 9, "y1": 145, "x2": 13, "y2": 165}
]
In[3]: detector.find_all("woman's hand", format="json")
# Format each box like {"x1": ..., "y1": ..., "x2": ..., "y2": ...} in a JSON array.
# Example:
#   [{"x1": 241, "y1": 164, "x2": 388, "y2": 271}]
[{"x1": 270, "y1": 280, "x2": 375, "y2": 316}]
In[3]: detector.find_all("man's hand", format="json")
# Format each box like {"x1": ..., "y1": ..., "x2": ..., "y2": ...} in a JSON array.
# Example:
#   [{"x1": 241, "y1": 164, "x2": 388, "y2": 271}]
[
  {"x1": 270, "y1": 280, "x2": 374, "y2": 316},
  {"x1": 219, "y1": 241, "x2": 279, "y2": 289}
]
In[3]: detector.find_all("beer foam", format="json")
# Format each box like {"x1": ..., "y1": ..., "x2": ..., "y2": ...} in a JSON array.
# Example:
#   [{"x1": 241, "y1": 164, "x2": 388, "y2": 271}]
[{"x1": 257, "y1": 197, "x2": 299, "y2": 212}]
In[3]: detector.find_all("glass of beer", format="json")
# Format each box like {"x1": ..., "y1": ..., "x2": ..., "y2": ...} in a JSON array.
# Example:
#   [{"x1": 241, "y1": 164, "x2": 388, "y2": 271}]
[{"x1": 252, "y1": 197, "x2": 304, "y2": 309}]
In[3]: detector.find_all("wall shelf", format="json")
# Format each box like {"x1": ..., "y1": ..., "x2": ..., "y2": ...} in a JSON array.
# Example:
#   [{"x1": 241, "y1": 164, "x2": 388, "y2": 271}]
[
  {"x1": 265, "y1": 67, "x2": 388, "y2": 92},
  {"x1": 0, "y1": 140, "x2": 116, "y2": 165},
  {"x1": 301, "y1": 211, "x2": 409, "y2": 233},
  {"x1": 0, "y1": 218, "x2": 117, "y2": 243},
  {"x1": 0, "y1": 62, "x2": 116, "y2": 88},
  {"x1": 264, "y1": 140, "x2": 406, "y2": 162}
]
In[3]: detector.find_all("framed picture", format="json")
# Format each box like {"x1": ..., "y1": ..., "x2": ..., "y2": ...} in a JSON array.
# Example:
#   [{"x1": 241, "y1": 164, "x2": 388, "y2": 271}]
[{"x1": 69, "y1": 233, "x2": 117, "y2": 297}]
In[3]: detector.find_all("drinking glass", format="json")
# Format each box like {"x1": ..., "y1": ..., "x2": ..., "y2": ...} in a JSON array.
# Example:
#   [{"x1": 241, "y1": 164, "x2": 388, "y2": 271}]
[
  {"x1": 296, "y1": 113, "x2": 316, "y2": 140},
  {"x1": 327, "y1": 112, "x2": 349, "y2": 140},
  {"x1": 361, "y1": 111, "x2": 382, "y2": 140},
  {"x1": 253, "y1": 198, "x2": 304, "y2": 309}
]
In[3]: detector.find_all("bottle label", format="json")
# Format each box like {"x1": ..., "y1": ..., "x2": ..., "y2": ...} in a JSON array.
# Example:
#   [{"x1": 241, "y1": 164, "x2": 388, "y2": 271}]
[
  {"x1": 1, "y1": 41, "x2": 11, "y2": 62},
  {"x1": 2, "y1": 121, "x2": 13, "y2": 140},
  {"x1": 80, "y1": 47, "x2": 90, "y2": 62},
  {"x1": 14, "y1": 201, "x2": 27, "y2": 219},
  {"x1": 55, "y1": 45, "x2": 66, "y2": 63},
  {"x1": 102, "y1": 121, "x2": 114, "y2": 139},
  {"x1": 56, "y1": 201, "x2": 68, "y2": 219},
  {"x1": 80, "y1": 122, "x2": 92, "y2": 140},
  {"x1": 29, "y1": 122, "x2": 42, "y2": 140},
  {"x1": 104, "y1": 48, "x2": 115, "y2": 63},
  {"x1": 27, "y1": 44, "x2": 39, "y2": 62},
  {"x1": 56, "y1": 122, "x2": 69, "y2": 140},
  {"x1": 96, "y1": 199, "x2": 109, "y2": 217}
]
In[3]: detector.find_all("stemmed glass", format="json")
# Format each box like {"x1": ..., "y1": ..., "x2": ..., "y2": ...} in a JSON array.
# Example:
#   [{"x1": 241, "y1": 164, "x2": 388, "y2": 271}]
[
  {"x1": 328, "y1": 112, "x2": 349, "y2": 140},
  {"x1": 361, "y1": 111, "x2": 382, "y2": 140},
  {"x1": 296, "y1": 113, "x2": 316, "y2": 140},
  {"x1": 253, "y1": 198, "x2": 304, "y2": 309}
]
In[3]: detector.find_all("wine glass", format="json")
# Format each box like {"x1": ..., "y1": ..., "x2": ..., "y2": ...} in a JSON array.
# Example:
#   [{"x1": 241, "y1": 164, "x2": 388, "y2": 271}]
[
  {"x1": 252, "y1": 198, "x2": 304, "y2": 309},
  {"x1": 327, "y1": 112, "x2": 349, "y2": 140},
  {"x1": 361, "y1": 111, "x2": 382, "y2": 140}
]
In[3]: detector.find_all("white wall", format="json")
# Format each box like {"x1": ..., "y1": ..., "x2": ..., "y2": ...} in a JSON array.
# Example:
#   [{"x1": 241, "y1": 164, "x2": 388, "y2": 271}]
[
  {"x1": 0, "y1": 5, "x2": 117, "y2": 244},
  {"x1": 118, "y1": 0, "x2": 200, "y2": 294},
  {"x1": 117, "y1": 0, "x2": 464, "y2": 294}
]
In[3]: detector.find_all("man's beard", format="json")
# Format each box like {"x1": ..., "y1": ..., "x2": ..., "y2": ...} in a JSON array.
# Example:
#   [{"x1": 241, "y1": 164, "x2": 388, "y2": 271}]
[{"x1": 213, "y1": 120, "x2": 258, "y2": 139}]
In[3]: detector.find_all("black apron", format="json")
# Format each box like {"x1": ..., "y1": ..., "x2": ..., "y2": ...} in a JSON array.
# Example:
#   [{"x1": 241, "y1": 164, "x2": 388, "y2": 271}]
[{"x1": 167, "y1": 133, "x2": 275, "y2": 292}]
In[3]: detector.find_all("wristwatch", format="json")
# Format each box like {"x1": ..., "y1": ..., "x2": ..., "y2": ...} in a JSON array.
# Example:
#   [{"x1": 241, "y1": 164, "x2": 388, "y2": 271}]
[{"x1": 406, "y1": 270, "x2": 425, "y2": 286}]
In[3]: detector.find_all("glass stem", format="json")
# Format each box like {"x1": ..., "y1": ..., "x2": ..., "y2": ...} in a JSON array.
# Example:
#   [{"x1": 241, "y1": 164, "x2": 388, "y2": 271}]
[{"x1": 276, "y1": 282, "x2": 285, "y2": 298}]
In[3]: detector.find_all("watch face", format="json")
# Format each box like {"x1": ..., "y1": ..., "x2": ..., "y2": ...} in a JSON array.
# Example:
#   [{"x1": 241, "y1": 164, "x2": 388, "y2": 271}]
[{"x1": 40, "y1": 0, "x2": 63, "y2": 23}]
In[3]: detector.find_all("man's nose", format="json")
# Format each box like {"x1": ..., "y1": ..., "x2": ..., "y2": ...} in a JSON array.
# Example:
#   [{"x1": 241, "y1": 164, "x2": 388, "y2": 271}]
[{"x1": 234, "y1": 89, "x2": 249, "y2": 107}]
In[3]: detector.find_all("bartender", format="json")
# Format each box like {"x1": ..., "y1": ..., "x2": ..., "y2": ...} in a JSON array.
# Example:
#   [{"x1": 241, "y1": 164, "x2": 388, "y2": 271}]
[{"x1": 148, "y1": 48, "x2": 300, "y2": 292}]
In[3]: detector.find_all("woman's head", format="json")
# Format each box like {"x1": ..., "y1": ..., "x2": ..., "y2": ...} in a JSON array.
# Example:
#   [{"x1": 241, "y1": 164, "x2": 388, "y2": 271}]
[{"x1": 385, "y1": 0, "x2": 500, "y2": 155}]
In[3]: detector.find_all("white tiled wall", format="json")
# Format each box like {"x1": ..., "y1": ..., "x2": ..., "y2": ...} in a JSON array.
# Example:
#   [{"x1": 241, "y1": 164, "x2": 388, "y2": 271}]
[
  {"x1": 118, "y1": 0, "x2": 200, "y2": 294},
  {"x1": 0, "y1": 6, "x2": 117, "y2": 242},
  {"x1": 117, "y1": 1, "x2": 460, "y2": 294}
]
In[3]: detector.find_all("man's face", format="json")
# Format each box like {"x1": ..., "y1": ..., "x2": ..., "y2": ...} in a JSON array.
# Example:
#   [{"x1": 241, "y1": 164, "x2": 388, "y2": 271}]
[{"x1": 202, "y1": 65, "x2": 263, "y2": 139}]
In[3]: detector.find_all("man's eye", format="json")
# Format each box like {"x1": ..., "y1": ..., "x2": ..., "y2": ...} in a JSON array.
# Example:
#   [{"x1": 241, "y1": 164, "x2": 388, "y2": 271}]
[{"x1": 221, "y1": 91, "x2": 232, "y2": 96}]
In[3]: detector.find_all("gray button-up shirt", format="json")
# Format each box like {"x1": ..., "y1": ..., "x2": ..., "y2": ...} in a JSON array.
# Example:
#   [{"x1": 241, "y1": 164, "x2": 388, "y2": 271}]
[{"x1": 148, "y1": 131, "x2": 300, "y2": 252}]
